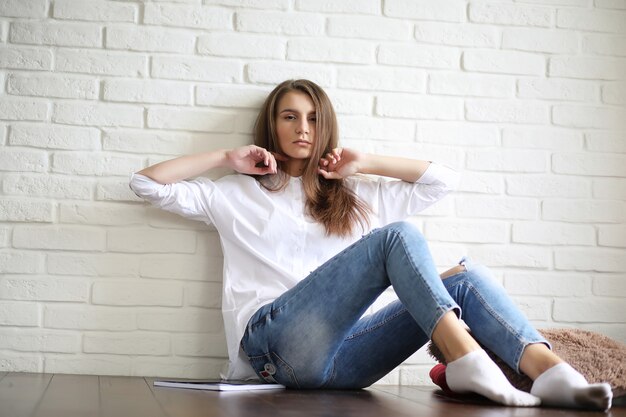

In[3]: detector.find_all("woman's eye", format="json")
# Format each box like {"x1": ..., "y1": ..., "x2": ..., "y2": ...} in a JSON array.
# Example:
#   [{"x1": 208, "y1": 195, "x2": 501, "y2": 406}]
[{"x1": 285, "y1": 115, "x2": 296, "y2": 120}]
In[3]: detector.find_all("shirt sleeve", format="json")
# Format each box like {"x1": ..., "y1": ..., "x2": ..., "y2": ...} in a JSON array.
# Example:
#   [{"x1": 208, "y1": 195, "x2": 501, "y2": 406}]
[
  {"x1": 349, "y1": 162, "x2": 460, "y2": 225},
  {"x1": 129, "y1": 173, "x2": 216, "y2": 224}
]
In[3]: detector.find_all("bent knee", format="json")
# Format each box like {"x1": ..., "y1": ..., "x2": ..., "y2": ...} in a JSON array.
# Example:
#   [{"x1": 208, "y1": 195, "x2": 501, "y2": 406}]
[
  {"x1": 440, "y1": 261, "x2": 500, "y2": 287},
  {"x1": 386, "y1": 221, "x2": 424, "y2": 240},
  {"x1": 461, "y1": 264, "x2": 502, "y2": 290}
]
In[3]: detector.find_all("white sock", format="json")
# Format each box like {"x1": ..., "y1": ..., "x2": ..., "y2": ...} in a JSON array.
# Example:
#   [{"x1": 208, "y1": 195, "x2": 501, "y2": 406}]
[
  {"x1": 530, "y1": 363, "x2": 612, "y2": 411},
  {"x1": 445, "y1": 349, "x2": 541, "y2": 407}
]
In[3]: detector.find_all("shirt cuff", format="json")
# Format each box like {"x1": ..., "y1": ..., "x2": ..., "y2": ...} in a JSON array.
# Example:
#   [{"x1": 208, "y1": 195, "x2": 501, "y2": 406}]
[
  {"x1": 129, "y1": 172, "x2": 160, "y2": 199},
  {"x1": 416, "y1": 162, "x2": 461, "y2": 187}
]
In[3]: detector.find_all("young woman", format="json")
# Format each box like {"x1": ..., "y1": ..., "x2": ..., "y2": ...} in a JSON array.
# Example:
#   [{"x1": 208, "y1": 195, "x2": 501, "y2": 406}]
[{"x1": 130, "y1": 79, "x2": 612, "y2": 410}]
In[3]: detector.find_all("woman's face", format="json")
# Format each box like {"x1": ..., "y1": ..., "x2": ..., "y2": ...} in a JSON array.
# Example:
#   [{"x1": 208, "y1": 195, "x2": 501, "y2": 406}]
[{"x1": 275, "y1": 91, "x2": 317, "y2": 164}]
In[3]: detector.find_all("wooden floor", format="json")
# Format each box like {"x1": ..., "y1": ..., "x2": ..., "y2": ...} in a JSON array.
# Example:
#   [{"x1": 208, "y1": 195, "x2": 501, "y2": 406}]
[{"x1": 0, "y1": 372, "x2": 622, "y2": 417}]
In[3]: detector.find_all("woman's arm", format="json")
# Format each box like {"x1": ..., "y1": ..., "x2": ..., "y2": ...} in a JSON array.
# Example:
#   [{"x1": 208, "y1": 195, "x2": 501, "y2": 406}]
[
  {"x1": 137, "y1": 145, "x2": 278, "y2": 185},
  {"x1": 320, "y1": 147, "x2": 459, "y2": 224},
  {"x1": 318, "y1": 148, "x2": 430, "y2": 182},
  {"x1": 358, "y1": 153, "x2": 430, "y2": 182}
]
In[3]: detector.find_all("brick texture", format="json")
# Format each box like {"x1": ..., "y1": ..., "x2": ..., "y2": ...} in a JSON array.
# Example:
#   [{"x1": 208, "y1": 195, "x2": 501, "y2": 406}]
[{"x1": 0, "y1": 0, "x2": 623, "y2": 383}]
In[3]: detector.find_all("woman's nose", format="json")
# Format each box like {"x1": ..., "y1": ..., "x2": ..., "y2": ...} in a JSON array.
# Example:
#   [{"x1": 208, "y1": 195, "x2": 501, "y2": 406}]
[{"x1": 296, "y1": 120, "x2": 309, "y2": 134}]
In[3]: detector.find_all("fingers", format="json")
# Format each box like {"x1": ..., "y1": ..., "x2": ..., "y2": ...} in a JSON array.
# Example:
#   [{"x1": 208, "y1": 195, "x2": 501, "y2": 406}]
[
  {"x1": 263, "y1": 150, "x2": 275, "y2": 174},
  {"x1": 254, "y1": 166, "x2": 275, "y2": 176},
  {"x1": 326, "y1": 148, "x2": 342, "y2": 164},
  {"x1": 319, "y1": 147, "x2": 342, "y2": 168},
  {"x1": 259, "y1": 149, "x2": 293, "y2": 175},
  {"x1": 264, "y1": 151, "x2": 277, "y2": 175},
  {"x1": 252, "y1": 156, "x2": 275, "y2": 176},
  {"x1": 228, "y1": 145, "x2": 283, "y2": 176},
  {"x1": 317, "y1": 167, "x2": 342, "y2": 180},
  {"x1": 250, "y1": 148, "x2": 291, "y2": 176},
  {"x1": 245, "y1": 146, "x2": 276, "y2": 175},
  {"x1": 262, "y1": 148, "x2": 285, "y2": 174}
]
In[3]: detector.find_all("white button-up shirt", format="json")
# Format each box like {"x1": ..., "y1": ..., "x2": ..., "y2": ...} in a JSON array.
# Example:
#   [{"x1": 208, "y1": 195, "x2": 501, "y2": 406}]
[{"x1": 129, "y1": 163, "x2": 460, "y2": 380}]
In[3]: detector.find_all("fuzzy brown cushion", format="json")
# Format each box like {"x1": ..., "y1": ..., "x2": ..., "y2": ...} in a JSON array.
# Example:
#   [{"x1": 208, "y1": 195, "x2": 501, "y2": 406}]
[{"x1": 428, "y1": 328, "x2": 626, "y2": 401}]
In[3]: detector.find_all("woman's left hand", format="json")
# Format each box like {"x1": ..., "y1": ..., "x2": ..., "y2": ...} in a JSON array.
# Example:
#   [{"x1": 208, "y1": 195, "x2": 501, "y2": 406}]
[{"x1": 318, "y1": 148, "x2": 365, "y2": 180}]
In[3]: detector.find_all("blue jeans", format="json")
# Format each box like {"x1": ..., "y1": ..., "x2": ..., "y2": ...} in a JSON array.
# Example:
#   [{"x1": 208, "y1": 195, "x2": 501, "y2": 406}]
[{"x1": 241, "y1": 222, "x2": 548, "y2": 389}]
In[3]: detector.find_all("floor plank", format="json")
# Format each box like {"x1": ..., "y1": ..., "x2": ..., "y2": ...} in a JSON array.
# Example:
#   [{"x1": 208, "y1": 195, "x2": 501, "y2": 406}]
[
  {"x1": 100, "y1": 376, "x2": 168, "y2": 417},
  {"x1": 374, "y1": 385, "x2": 531, "y2": 417},
  {"x1": 0, "y1": 373, "x2": 622, "y2": 417},
  {"x1": 33, "y1": 374, "x2": 99, "y2": 417},
  {"x1": 0, "y1": 373, "x2": 52, "y2": 417},
  {"x1": 148, "y1": 378, "x2": 423, "y2": 417},
  {"x1": 259, "y1": 388, "x2": 429, "y2": 417},
  {"x1": 374, "y1": 385, "x2": 623, "y2": 417}
]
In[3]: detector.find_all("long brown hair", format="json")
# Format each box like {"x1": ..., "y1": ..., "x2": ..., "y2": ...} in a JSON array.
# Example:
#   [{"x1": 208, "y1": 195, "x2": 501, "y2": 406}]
[{"x1": 253, "y1": 79, "x2": 370, "y2": 237}]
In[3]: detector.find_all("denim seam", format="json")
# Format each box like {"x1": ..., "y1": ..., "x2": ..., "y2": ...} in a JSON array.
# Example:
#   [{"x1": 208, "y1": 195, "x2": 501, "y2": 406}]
[
  {"x1": 248, "y1": 314, "x2": 268, "y2": 330},
  {"x1": 344, "y1": 308, "x2": 410, "y2": 340},
  {"x1": 320, "y1": 358, "x2": 338, "y2": 389},
  {"x1": 245, "y1": 352, "x2": 268, "y2": 360},
  {"x1": 393, "y1": 227, "x2": 458, "y2": 337},
  {"x1": 243, "y1": 352, "x2": 271, "y2": 382},
  {"x1": 449, "y1": 278, "x2": 526, "y2": 372},
  {"x1": 271, "y1": 350, "x2": 300, "y2": 388}
]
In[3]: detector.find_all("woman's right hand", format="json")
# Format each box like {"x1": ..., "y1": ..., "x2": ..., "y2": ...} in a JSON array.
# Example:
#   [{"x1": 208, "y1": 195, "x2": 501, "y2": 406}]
[
  {"x1": 225, "y1": 145, "x2": 283, "y2": 176},
  {"x1": 136, "y1": 145, "x2": 286, "y2": 185}
]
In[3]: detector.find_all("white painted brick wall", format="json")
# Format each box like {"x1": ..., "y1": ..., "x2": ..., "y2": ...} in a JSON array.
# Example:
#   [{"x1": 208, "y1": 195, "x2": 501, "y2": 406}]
[
  {"x1": 53, "y1": 0, "x2": 137, "y2": 23},
  {"x1": 10, "y1": 22, "x2": 102, "y2": 48},
  {"x1": 0, "y1": 0, "x2": 624, "y2": 386}
]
